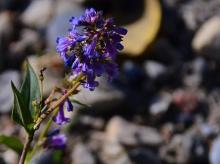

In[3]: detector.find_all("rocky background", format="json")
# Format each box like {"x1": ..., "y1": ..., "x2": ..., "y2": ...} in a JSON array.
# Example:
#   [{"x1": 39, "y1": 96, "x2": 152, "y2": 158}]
[{"x1": 1, "y1": 0, "x2": 220, "y2": 163}]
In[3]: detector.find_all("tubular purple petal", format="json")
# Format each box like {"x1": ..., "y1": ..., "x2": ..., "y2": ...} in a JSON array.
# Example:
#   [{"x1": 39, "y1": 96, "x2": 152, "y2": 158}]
[{"x1": 53, "y1": 104, "x2": 70, "y2": 125}]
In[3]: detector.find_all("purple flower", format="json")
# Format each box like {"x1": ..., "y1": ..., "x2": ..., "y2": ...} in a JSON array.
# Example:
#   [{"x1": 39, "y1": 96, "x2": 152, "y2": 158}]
[
  {"x1": 53, "y1": 104, "x2": 70, "y2": 125},
  {"x1": 53, "y1": 91, "x2": 74, "y2": 125},
  {"x1": 46, "y1": 133, "x2": 67, "y2": 150},
  {"x1": 56, "y1": 8, "x2": 127, "y2": 90}
]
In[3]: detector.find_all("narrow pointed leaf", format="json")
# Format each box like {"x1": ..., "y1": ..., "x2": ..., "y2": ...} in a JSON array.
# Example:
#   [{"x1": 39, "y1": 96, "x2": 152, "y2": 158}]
[
  {"x1": 11, "y1": 82, "x2": 34, "y2": 134},
  {"x1": 21, "y1": 61, "x2": 41, "y2": 119},
  {"x1": 0, "y1": 135, "x2": 23, "y2": 154},
  {"x1": 11, "y1": 85, "x2": 23, "y2": 127}
]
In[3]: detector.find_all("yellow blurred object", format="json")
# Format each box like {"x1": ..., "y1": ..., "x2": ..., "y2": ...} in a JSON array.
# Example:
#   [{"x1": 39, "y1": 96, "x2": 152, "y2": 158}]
[{"x1": 122, "y1": 0, "x2": 161, "y2": 56}]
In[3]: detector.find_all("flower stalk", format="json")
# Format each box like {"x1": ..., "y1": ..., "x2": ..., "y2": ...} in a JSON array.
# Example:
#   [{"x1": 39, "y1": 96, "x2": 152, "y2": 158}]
[
  {"x1": 15, "y1": 8, "x2": 127, "y2": 164},
  {"x1": 33, "y1": 74, "x2": 85, "y2": 130}
]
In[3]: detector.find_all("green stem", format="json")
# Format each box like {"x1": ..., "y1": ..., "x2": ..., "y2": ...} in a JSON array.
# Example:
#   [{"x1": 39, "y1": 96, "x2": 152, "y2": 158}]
[
  {"x1": 19, "y1": 135, "x2": 33, "y2": 164},
  {"x1": 39, "y1": 107, "x2": 60, "y2": 141},
  {"x1": 40, "y1": 80, "x2": 43, "y2": 104},
  {"x1": 28, "y1": 107, "x2": 59, "y2": 160}
]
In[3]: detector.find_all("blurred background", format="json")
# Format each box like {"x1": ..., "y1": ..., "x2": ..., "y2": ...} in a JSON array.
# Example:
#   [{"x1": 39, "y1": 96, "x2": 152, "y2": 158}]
[{"x1": 1, "y1": 0, "x2": 220, "y2": 163}]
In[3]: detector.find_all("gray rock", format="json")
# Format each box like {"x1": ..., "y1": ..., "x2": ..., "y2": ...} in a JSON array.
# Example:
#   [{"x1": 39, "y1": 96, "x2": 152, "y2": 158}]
[
  {"x1": 47, "y1": 2, "x2": 84, "y2": 48},
  {"x1": 0, "y1": 71, "x2": 20, "y2": 113},
  {"x1": 9, "y1": 29, "x2": 41, "y2": 55},
  {"x1": 210, "y1": 136, "x2": 220, "y2": 164},
  {"x1": 106, "y1": 116, "x2": 162, "y2": 147},
  {"x1": 72, "y1": 143, "x2": 95, "y2": 164},
  {"x1": 160, "y1": 134, "x2": 190, "y2": 164},
  {"x1": 74, "y1": 77, "x2": 125, "y2": 114},
  {"x1": 192, "y1": 16, "x2": 220, "y2": 60},
  {"x1": 21, "y1": 0, "x2": 55, "y2": 28},
  {"x1": 183, "y1": 73, "x2": 201, "y2": 88},
  {"x1": 180, "y1": 0, "x2": 220, "y2": 30},
  {"x1": 100, "y1": 141, "x2": 132, "y2": 164},
  {"x1": 144, "y1": 61, "x2": 167, "y2": 79}
]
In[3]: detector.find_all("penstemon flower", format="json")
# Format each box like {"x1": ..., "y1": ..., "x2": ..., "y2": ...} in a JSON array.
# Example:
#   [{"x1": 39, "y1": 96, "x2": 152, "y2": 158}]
[
  {"x1": 48, "y1": 134, "x2": 66, "y2": 150},
  {"x1": 44, "y1": 129, "x2": 67, "y2": 150},
  {"x1": 53, "y1": 90, "x2": 74, "y2": 125},
  {"x1": 53, "y1": 104, "x2": 70, "y2": 125},
  {"x1": 50, "y1": 8, "x2": 126, "y2": 152},
  {"x1": 56, "y1": 8, "x2": 127, "y2": 90},
  {"x1": 9, "y1": 7, "x2": 126, "y2": 164}
]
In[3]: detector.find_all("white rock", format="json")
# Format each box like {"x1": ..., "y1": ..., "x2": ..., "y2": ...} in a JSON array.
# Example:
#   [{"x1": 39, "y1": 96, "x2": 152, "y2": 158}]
[
  {"x1": 72, "y1": 143, "x2": 95, "y2": 164},
  {"x1": 106, "y1": 116, "x2": 162, "y2": 146},
  {"x1": 144, "y1": 61, "x2": 167, "y2": 78},
  {"x1": 192, "y1": 16, "x2": 220, "y2": 60},
  {"x1": 100, "y1": 141, "x2": 132, "y2": 164}
]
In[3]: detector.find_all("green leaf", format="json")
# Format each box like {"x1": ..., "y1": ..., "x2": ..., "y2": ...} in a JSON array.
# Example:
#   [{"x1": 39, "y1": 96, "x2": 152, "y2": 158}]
[
  {"x1": 11, "y1": 84, "x2": 23, "y2": 126},
  {"x1": 21, "y1": 61, "x2": 41, "y2": 119},
  {"x1": 11, "y1": 61, "x2": 40, "y2": 134},
  {"x1": 11, "y1": 82, "x2": 34, "y2": 134},
  {"x1": 0, "y1": 135, "x2": 23, "y2": 154}
]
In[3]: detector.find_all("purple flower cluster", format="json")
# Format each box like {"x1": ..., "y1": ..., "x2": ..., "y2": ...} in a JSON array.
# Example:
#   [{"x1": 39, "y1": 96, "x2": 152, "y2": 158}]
[
  {"x1": 49, "y1": 8, "x2": 127, "y2": 150},
  {"x1": 56, "y1": 8, "x2": 127, "y2": 91}
]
